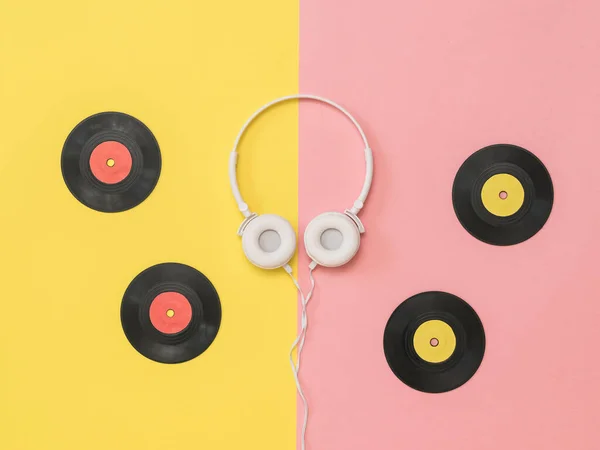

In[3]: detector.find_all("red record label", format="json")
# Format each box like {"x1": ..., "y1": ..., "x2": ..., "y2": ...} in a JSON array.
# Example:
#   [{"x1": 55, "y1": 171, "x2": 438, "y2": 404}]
[
  {"x1": 89, "y1": 141, "x2": 133, "y2": 184},
  {"x1": 149, "y1": 292, "x2": 193, "y2": 334}
]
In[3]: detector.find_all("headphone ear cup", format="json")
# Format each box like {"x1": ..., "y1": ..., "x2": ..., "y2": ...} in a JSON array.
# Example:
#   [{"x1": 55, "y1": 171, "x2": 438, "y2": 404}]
[
  {"x1": 241, "y1": 214, "x2": 297, "y2": 269},
  {"x1": 304, "y1": 212, "x2": 360, "y2": 268}
]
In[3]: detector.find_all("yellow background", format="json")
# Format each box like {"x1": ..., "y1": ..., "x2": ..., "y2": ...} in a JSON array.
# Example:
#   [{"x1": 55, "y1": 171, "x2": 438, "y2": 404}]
[{"x1": 0, "y1": 1, "x2": 298, "y2": 449}]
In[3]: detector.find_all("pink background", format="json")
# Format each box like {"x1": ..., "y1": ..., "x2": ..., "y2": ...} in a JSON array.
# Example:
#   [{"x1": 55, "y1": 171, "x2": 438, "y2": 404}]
[{"x1": 299, "y1": 2, "x2": 600, "y2": 449}]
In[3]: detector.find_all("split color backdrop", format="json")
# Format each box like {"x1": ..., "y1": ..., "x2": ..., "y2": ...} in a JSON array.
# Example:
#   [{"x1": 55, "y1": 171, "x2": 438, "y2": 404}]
[{"x1": 3, "y1": 1, "x2": 600, "y2": 450}]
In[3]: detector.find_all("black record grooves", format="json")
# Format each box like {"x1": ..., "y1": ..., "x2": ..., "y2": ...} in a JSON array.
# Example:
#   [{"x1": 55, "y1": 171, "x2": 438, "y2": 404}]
[
  {"x1": 452, "y1": 144, "x2": 553, "y2": 246},
  {"x1": 121, "y1": 263, "x2": 221, "y2": 364},
  {"x1": 383, "y1": 291, "x2": 485, "y2": 393},
  {"x1": 61, "y1": 111, "x2": 161, "y2": 212}
]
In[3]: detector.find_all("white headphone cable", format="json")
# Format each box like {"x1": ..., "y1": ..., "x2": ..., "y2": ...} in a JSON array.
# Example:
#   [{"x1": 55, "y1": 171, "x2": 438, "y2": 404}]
[{"x1": 284, "y1": 262, "x2": 317, "y2": 450}]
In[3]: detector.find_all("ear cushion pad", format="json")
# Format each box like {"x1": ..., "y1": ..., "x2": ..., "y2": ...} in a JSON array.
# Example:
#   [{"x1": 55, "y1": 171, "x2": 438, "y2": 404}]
[
  {"x1": 242, "y1": 214, "x2": 297, "y2": 269},
  {"x1": 304, "y1": 212, "x2": 360, "y2": 267}
]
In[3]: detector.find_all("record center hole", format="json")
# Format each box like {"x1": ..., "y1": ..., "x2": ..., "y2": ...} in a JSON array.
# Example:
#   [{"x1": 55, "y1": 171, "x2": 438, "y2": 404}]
[
  {"x1": 499, "y1": 190, "x2": 508, "y2": 200},
  {"x1": 430, "y1": 338, "x2": 439, "y2": 347},
  {"x1": 320, "y1": 228, "x2": 343, "y2": 251},
  {"x1": 106, "y1": 158, "x2": 115, "y2": 167},
  {"x1": 166, "y1": 309, "x2": 175, "y2": 318},
  {"x1": 259, "y1": 230, "x2": 281, "y2": 253}
]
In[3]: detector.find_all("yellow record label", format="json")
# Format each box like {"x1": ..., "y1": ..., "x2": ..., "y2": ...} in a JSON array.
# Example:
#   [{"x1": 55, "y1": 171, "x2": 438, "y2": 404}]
[
  {"x1": 413, "y1": 319, "x2": 456, "y2": 364},
  {"x1": 480, "y1": 173, "x2": 525, "y2": 217}
]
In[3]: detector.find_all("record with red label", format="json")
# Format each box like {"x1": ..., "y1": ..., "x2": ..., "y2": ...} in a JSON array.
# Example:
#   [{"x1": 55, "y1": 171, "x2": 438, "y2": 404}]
[
  {"x1": 61, "y1": 111, "x2": 161, "y2": 212},
  {"x1": 120, "y1": 262, "x2": 221, "y2": 364}
]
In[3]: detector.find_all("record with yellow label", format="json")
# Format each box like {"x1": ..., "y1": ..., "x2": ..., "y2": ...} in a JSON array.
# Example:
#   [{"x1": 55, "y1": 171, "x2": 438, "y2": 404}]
[
  {"x1": 383, "y1": 291, "x2": 485, "y2": 394},
  {"x1": 452, "y1": 144, "x2": 553, "y2": 245}
]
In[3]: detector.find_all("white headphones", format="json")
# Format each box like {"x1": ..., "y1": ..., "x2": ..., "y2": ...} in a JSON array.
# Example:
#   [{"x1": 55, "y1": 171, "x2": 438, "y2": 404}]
[{"x1": 229, "y1": 94, "x2": 373, "y2": 270}]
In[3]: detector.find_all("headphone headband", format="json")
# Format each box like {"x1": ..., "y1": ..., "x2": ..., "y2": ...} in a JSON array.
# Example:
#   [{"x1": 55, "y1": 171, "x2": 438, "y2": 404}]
[{"x1": 229, "y1": 94, "x2": 373, "y2": 218}]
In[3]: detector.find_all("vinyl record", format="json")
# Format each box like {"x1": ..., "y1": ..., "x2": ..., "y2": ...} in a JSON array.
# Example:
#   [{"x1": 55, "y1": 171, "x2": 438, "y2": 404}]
[
  {"x1": 452, "y1": 144, "x2": 553, "y2": 245},
  {"x1": 383, "y1": 291, "x2": 485, "y2": 393},
  {"x1": 61, "y1": 111, "x2": 161, "y2": 212},
  {"x1": 121, "y1": 263, "x2": 221, "y2": 364}
]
